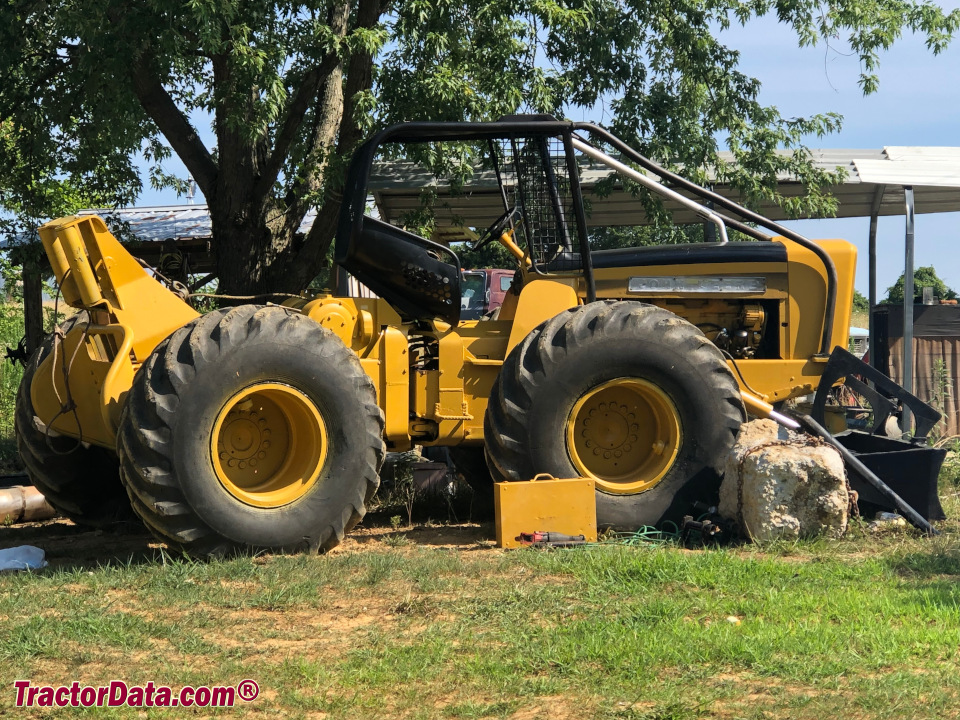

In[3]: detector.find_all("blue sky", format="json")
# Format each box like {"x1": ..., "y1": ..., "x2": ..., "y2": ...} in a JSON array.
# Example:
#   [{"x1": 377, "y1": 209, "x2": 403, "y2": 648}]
[
  {"x1": 139, "y1": 8, "x2": 960, "y2": 297},
  {"x1": 722, "y1": 9, "x2": 960, "y2": 297}
]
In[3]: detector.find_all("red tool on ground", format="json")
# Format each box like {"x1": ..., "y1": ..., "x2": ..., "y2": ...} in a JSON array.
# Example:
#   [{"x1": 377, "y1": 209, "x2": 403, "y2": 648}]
[{"x1": 515, "y1": 531, "x2": 587, "y2": 547}]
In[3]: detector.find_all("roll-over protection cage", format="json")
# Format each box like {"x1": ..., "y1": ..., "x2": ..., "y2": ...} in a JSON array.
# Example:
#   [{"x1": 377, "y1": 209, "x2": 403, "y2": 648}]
[{"x1": 334, "y1": 114, "x2": 838, "y2": 355}]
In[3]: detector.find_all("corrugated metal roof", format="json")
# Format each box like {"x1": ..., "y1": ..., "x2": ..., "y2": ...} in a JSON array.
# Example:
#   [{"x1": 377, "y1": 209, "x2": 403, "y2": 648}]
[
  {"x1": 882, "y1": 146, "x2": 960, "y2": 161},
  {"x1": 76, "y1": 204, "x2": 318, "y2": 240},
  {"x1": 371, "y1": 146, "x2": 960, "y2": 228},
  {"x1": 78, "y1": 205, "x2": 214, "y2": 240},
  {"x1": 853, "y1": 147, "x2": 960, "y2": 188}
]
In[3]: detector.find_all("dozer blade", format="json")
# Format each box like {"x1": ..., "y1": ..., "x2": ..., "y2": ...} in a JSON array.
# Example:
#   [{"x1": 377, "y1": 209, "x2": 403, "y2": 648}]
[{"x1": 799, "y1": 416, "x2": 941, "y2": 534}]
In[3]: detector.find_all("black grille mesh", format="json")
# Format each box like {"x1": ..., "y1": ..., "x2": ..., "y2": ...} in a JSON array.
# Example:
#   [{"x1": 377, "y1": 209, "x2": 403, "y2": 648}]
[{"x1": 492, "y1": 136, "x2": 581, "y2": 272}]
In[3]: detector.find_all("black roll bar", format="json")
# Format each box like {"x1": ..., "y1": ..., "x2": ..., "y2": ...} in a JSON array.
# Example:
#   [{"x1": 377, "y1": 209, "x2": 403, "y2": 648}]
[{"x1": 338, "y1": 117, "x2": 839, "y2": 356}]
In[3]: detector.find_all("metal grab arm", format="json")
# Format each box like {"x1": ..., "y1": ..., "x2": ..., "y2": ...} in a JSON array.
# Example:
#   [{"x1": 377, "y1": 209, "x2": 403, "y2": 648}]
[{"x1": 811, "y1": 346, "x2": 941, "y2": 441}]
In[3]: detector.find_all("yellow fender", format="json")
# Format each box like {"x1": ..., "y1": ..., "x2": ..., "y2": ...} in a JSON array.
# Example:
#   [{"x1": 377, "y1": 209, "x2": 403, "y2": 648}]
[{"x1": 505, "y1": 278, "x2": 580, "y2": 354}]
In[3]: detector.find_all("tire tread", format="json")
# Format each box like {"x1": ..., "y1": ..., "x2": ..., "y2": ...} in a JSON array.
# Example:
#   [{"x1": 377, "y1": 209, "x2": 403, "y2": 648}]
[
  {"x1": 13, "y1": 315, "x2": 132, "y2": 527},
  {"x1": 116, "y1": 306, "x2": 385, "y2": 557},
  {"x1": 484, "y1": 301, "x2": 745, "y2": 527}
]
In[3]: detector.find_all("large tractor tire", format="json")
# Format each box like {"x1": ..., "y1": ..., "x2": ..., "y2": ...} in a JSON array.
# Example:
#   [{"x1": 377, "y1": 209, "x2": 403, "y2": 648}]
[
  {"x1": 485, "y1": 301, "x2": 745, "y2": 529},
  {"x1": 116, "y1": 306, "x2": 385, "y2": 558},
  {"x1": 14, "y1": 315, "x2": 131, "y2": 527}
]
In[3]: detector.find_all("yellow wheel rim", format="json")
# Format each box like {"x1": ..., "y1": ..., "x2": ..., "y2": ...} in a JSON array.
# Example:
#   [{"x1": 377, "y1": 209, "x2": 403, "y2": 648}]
[
  {"x1": 566, "y1": 378, "x2": 682, "y2": 494},
  {"x1": 211, "y1": 383, "x2": 327, "y2": 508}
]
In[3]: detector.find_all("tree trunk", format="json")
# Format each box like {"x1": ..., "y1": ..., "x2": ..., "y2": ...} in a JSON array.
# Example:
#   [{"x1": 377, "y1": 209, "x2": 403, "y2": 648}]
[
  {"x1": 212, "y1": 219, "x2": 285, "y2": 299},
  {"x1": 212, "y1": 201, "x2": 340, "y2": 299}
]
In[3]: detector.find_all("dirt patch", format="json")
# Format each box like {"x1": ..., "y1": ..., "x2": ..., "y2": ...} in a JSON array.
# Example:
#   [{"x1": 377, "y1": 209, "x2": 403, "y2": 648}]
[
  {"x1": 0, "y1": 516, "x2": 497, "y2": 568},
  {"x1": 341, "y1": 521, "x2": 497, "y2": 552},
  {"x1": 0, "y1": 518, "x2": 161, "y2": 569},
  {"x1": 707, "y1": 673, "x2": 842, "y2": 720},
  {"x1": 509, "y1": 695, "x2": 581, "y2": 720},
  {"x1": 201, "y1": 605, "x2": 393, "y2": 664}
]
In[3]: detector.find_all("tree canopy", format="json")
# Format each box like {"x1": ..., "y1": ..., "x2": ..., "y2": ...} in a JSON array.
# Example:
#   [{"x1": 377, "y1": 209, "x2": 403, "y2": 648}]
[
  {"x1": 884, "y1": 266, "x2": 957, "y2": 304},
  {"x1": 852, "y1": 288, "x2": 869, "y2": 313},
  {"x1": 0, "y1": 0, "x2": 957, "y2": 295},
  {"x1": 0, "y1": 119, "x2": 136, "y2": 251},
  {"x1": 0, "y1": 118, "x2": 140, "y2": 348}
]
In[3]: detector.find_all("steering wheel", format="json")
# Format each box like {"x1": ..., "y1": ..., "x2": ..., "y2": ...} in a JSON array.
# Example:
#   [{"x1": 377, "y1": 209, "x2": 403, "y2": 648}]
[{"x1": 472, "y1": 206, "x2": 523, "y2": 250}]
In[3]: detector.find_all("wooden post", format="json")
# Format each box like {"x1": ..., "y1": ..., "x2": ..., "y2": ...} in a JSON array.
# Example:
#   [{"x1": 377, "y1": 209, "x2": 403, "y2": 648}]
[{"x1": 22, "y1": 256, "x2": 44, "y2": 355}]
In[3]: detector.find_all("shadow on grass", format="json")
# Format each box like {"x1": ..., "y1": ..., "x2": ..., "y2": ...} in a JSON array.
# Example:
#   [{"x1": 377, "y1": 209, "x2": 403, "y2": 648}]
[
  {"x1": 0, "y1": 517, "x2": 163, "y2": 571},
  {"x1": 365, "y1": 489, "x2": 494, "y2": 527},
  {"x1": 886, "y1": 548, "x2": 960, "y2": 578},
  {"x1": 352, "y1": 507, "x2": 496, "y2": 550}
]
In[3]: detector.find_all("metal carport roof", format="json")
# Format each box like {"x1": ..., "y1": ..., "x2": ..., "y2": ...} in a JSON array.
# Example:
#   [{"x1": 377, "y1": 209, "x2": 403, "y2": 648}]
[
  {"x1": 73, "y1": 147, "x2": 960, "y2": 237},
  {"x1": 368, "y1": 147, "x2": 960, "y2": 228}
]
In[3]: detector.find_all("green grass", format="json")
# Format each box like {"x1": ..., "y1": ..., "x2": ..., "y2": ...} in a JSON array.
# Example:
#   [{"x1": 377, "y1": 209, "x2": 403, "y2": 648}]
[{"x1": 3, "y1": 502, "x2": 960, "y2": 719}]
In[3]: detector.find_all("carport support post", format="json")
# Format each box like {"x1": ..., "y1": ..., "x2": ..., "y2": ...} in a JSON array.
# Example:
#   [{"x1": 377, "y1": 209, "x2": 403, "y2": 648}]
[
  {"x1": 704, "y1": 193, "x2": 716, "y2": 243},
  {"x1": 903, "y1": 186, "x2": 915, "y2": 435},
  {"x1": 868, "y1": 185, "x2": 885, "y2": 371}
]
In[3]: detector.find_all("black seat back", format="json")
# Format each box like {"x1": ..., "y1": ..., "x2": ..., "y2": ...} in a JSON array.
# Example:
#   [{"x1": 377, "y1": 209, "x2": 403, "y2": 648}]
[{"x1": 336, "y1": 216, "x2": 462, "y2": 325}]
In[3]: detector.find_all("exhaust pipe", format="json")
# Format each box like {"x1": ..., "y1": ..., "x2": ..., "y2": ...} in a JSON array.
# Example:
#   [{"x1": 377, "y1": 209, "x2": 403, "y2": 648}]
[{"x1": 0, "y1": 486, "x2": 58, "y2": 524}]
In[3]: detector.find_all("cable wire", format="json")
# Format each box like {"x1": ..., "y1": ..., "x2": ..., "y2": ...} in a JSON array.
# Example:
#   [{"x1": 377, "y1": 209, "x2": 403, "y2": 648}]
[
  {"x1": 721, "y1": 349, "x2": 766, "y2": 399},
  {"x1": 42, "y1": 275, "x2": 86, "y2": 455}
]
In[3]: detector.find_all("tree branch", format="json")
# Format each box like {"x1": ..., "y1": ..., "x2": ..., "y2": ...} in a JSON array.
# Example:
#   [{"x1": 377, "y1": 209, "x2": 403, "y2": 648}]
[
  {"x1": 296, "y1": 0, "x2": 381, "y2": 270},
  {"x1": 251, "y1": 53, "x2": 341, "y2": 208},
  {"x1": 288, "y1": 198, "x2": 341, "y2": 288},
  {"x1": 282, "y1": 59, "x2": 344, "y2": 244},
  {"x1": 336, "y1": 0, "x2": 382, "y2": 155},
  {"x1": 130, "y1": 55, "x2": 218, "y2": 199},
  {"x1": 282, "y1": 0, "x2": 351, "y2": 228}
]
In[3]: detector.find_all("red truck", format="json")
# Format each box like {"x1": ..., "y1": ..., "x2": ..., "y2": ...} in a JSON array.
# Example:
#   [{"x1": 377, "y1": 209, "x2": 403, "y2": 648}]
[{"x1": 460, "y1": 269, "x2": 515, "y2": 320}]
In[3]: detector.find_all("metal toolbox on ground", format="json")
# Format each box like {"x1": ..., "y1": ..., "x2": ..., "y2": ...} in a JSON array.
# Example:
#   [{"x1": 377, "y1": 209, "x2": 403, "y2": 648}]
[{"x1": 494, "y1": 474, "x2": 597, "y2": 548}]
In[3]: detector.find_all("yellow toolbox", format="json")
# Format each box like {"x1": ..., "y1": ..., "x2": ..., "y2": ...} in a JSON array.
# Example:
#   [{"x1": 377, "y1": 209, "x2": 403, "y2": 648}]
[{"x1": 494, "y1": 474, "x2": 597, "y2": 548}]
